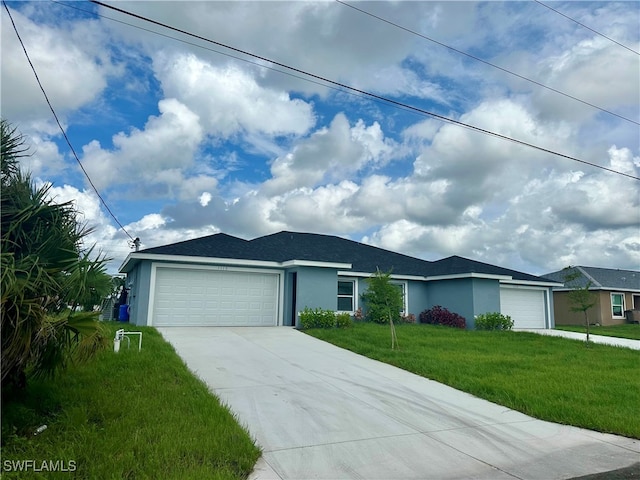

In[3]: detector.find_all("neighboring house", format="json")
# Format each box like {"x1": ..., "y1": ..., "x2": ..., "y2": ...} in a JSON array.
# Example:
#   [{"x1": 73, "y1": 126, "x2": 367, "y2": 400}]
[
  {"x1": 119, "y1": 231, "x2": 561, "y2": 330},
  {"x1": 543, "y1": 266, "x2": 640, "y2": 326}
]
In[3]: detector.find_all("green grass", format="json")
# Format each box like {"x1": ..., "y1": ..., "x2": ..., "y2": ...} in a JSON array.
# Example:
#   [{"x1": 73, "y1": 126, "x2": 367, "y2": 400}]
[
  {"x1": 305, "y1": 323, "x2": 640, "y2": 438},
  {"x1": 555, "y1": 323, "x2": 640, "y2": 340},
  {"x1": 1, "y1": 322, "x2": 260, "y2": 479}
]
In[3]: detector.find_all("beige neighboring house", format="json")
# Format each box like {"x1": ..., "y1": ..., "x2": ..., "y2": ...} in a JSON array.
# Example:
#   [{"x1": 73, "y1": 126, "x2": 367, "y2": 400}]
[{"x1": 543, "y1": 266, "x2": 640, "y2": 326}]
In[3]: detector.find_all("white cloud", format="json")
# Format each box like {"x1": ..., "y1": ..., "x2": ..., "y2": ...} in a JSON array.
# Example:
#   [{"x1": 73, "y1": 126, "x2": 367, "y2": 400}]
[
  {"x1": 198, "y1": 192, "x2": 212, "y2": 207},
  {"x1": 1, "y1": 6, "x2": 119, "y2": 122},
  {"x1": 263, "y1": 113, "x2": 396, "y2": 195},
  {"x1": 81, "y1": 98, "x2": 209, "y2": 199},
  {"x1": 154, "y1": 53, "x2": 316, "y2": 139},
  {"x1": 269, "y1": 181, "x2": 363, "y2": 232},
  {"x1": 16, "y1": 132, "x2": 66, "y2": 179},
  {"x1": 533, "y1": 36, "x2": 640, "y2": 122}
]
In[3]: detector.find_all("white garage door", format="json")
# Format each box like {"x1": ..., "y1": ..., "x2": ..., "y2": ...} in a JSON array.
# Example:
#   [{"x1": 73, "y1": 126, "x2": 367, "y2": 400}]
[
  {"x1": 152, "y1": 267, "x2": 279, "y2": 326},
  {"x1": 500, "y1": 287, "x2": 546, "y2": 329}
]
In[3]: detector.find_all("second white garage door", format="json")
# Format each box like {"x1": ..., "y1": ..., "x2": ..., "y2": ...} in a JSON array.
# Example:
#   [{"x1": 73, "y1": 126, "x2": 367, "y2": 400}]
[
  {"x1": 152, "y1": 267, "x2": 279, "y2": 326},
  {"x1": 500, "y1": 286, "x2": 547, "y2": 329}
]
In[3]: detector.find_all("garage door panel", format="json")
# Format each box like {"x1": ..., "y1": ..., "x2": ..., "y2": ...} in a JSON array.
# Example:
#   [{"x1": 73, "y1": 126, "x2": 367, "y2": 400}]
[
  {"x1": 500, "y1": 287, "x2": 546, "y2": 329},
  {"x1": 152, "y1": 267, "x2": 279, "y2": 326}
]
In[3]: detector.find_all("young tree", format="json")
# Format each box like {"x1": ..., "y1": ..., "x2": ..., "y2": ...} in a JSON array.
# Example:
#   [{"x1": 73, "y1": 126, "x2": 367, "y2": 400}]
[
  {"x1": 562, "y1": 266, "x2": 597, "y2": 343},
  {"x1": 1, "y1": 120, "x2": 109, "y2": 389},
  {"x1": 361, "y1": 269, "x2": 403, "y2": 349}
]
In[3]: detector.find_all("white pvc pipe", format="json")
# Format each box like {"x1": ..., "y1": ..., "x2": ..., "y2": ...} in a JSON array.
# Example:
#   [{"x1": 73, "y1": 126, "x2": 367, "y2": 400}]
[{"x1": 113, "y1": 329, "x2": 142, "y2": 352}]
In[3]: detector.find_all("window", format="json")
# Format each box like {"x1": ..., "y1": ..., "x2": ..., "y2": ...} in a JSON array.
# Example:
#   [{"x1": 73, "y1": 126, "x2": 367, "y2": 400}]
[
  {"x1": 391, "y1": 281, "x2": 407, "y2": 315},
  {"x1": 337, "y1": 280, "x2": 355, "y2": 312},
  {"x1": 611, "y1": 293, "x2": 625, "y2": 317}
]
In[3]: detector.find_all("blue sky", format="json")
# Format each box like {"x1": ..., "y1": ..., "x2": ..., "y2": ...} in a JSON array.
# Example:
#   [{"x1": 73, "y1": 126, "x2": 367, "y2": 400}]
[{"x1": 2, "y1": 1, "x2": 639, "y2": 275}]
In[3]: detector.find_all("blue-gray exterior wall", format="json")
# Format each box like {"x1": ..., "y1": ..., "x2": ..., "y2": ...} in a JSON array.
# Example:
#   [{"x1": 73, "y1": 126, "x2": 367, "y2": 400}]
[
  {"x1": 423, "y1": 278, "x2": 501, "y2": 329},
  {"x1": 425, "y1": 278, "x2": 474, "y2": 326},
  {"x1": 407, "y1": 281, "x2": 429, "y2": 318},
  {"x1": 471, "y1": 278, "x2": 502, "y2": 329},
  {"x1": 288, "y1": 266, "x2": 339, "y2": 326},
  {"x1": 127, "y1": 261, "x2": 151, "y2": 326}
]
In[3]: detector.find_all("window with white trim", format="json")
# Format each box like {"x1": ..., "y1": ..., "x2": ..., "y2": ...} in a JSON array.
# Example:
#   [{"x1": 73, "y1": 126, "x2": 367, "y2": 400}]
[
  {"x1": 337, "y1": 279, "x2": 355, "y2": 312},
  {"x1": 611, "y1": 293, "x2": 625, "y2": 317},
  {"x1": 391, "y1": 281, "x2": 407, "y2": 315}
]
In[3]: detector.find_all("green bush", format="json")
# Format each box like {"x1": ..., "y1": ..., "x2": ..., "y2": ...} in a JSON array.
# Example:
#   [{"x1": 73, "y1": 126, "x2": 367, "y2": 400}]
[
  {"x1": 335, "y1": 312, "x2": 352, "y2": 328},
  {"x1": 299, "y1": 308, "x2": 353, "y2": 329},
  {"x1": 361, "y1": 269, "x2": 404, "y2": 324},
  {"x1": 475, "y1": 312, "x2": 514, "y2": 330}
]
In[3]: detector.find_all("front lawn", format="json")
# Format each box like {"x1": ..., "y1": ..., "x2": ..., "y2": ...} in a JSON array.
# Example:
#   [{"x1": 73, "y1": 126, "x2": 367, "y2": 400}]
[
  {"x1": 555, "y1": 323, "x2": 640, "y2": 341},
  {"x1": 1, "y1": 322, "x2": 260, "y2": 479},
  {"x1": 306, "y1": 323, "x2": 640, "y2": 439}
]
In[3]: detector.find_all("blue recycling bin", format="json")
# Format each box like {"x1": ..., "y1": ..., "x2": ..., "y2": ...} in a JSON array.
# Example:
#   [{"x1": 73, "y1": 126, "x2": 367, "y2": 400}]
[{"x1": 118, "y1": 304, "x2": 129, "y2": 322}]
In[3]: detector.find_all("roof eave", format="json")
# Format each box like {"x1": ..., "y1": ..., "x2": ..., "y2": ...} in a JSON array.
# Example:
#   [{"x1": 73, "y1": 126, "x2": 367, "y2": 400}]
[
  {"x1": 553, "y1": 286, "x2": 640, "y2": 292},
  {"x1": 281, "y1": 259, "x2": 352, "y2": 269},
  {"x1": 426, "y1": 272, "x2": 512, "y2": 281},
  {"x1": 501, "y1": 279, "x2": 563, "y2": 287},
  {"x1": 119, "y1": 253, "x2": 352, "y2": 273}
]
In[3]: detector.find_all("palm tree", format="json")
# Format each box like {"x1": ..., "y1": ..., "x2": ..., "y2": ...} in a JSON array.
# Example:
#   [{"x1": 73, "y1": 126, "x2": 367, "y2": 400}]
[{"x1": 1, "y1": 119, "x2": 109, "y2": 388}]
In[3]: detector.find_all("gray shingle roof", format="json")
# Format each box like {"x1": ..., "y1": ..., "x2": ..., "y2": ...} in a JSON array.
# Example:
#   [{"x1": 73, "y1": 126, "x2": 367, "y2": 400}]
[
  {"x1": 139, "y1": 230, "x2": 552, "y2": 282},
  {"x1": 430, "y1": 255, "x2": 553, "y2": 283},
  {"x1": 543, "y1": 266, "x2": 640, "y2": 291}
]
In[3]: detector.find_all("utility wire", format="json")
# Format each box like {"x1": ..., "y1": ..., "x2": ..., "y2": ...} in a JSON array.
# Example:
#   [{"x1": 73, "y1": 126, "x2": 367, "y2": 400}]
[
  {"x1": 336, "y1": 0, "x2": 639, "y2": 126},
  {"x1": 533, "y1": 0, "x2": 640, "y2": 56},
  {"x1": 89, "y1": 0, "x2": 640, "y2": 181},
  {"x1": 2, "y1": 1, "x2": 136, "y2": 241}
]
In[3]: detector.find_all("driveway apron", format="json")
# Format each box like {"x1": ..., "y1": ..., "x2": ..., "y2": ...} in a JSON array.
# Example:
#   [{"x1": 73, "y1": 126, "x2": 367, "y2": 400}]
[{"x1": 158, "y1": 327, "x2": 639, "y2": 480}]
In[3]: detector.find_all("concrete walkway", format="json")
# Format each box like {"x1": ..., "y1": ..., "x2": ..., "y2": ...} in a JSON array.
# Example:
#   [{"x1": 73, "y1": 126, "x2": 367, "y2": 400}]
[
  {"x1": 158, "y1": 327, "x2": 639, "y2": 480},
  {"x1": 520, "y1": 329, "x2": 640, "y2": 350}
]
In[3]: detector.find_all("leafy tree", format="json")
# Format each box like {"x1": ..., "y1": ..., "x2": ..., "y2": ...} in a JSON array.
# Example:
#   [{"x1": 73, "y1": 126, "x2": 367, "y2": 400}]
[
  {"x1": 562, "y1": 266, "x2": 597, "y2": 343},
  {"x1": 361, "y1": 269, "x2": 403, "y2": 349},
  {"x1": 1, "y1": 119, "x2": 109, "y2": 389}
]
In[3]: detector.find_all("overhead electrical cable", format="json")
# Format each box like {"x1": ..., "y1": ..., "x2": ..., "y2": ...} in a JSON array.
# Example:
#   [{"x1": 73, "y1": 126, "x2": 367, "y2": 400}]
[
  {"x1": 336, "y1": 0, "x2": 639, "y2": 126},
  {"x1": 89, "y1": 0, "x2": 640, "y2": 181},
  {"x1": 2, "y1": 1, "x2": 136, "y2": 241},
  {"x1": 533, "y1": 0, "x2": 640, "y2": 56}
]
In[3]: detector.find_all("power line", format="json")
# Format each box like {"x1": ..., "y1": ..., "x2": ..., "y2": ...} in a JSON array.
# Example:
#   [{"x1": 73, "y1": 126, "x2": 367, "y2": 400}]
[
  {"x1": 533, "y1": 0, "x2": 640, "y2": 56},
  {"x1": 2, "y1": 1, "x2": 136, "y2": 241},
  {"x1": 336, "y1": 0, "x2": 639, "y2": 126},
  {"x1": 89, "y1": 0, "x2": 639, "y2": 181}
]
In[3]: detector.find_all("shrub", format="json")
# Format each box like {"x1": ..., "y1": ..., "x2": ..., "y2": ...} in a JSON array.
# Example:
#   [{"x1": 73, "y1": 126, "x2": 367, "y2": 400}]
[
  {"x1": 400, "y1": 313, "x2": 416, "y2": 324},
  {"x1": 361, "y1": 269, "x2": 404, "y2": 324},
  {"x1": 475, "y1": 312, "x2": 514, "y2": 331},
  {"x1": 335, "y1": 312, "x2": 352, "y2": 328},
  {"x1": 299, "y1": 308, "x2": 352, "y2": 329},
  {"x1": 419, "y1": 306, "x2": 466, "y2": 329}
]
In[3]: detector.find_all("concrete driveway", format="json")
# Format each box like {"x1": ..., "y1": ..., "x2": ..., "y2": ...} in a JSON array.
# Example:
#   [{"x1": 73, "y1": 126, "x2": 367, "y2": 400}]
[{"x1": 158, "y1": 327, "x2": 639, "y2": 480}]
